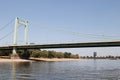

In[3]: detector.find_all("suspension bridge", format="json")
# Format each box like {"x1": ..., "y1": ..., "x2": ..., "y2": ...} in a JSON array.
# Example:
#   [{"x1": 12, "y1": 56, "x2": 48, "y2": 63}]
[{"x1": 0, "y1": 17, "x2": 120, "y2": 58}]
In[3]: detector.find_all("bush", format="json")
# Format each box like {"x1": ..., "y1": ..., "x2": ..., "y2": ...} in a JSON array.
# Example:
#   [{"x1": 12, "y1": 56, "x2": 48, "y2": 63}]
[
  {"x1": 29, "y1": 49, "x2": 79, "y2": 59},
  {"x1": 64, "y1": 52, "x2": 71, "y2": 58},
  {"x1": 18, "y1": 50, "x2": 30, "y2": 59},
  {"x1": 56, "y1": 52, "x2": 64, "y2": 58},
  {"x1": 30, "y1": 50, "x2": 40, "y2": 58},
  {"x1": 48, "y1": 51, "x2": 56, "y2": 58}
]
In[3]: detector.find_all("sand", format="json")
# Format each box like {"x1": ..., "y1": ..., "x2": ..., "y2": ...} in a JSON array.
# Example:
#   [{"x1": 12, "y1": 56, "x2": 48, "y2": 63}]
[
  {"x1": 0, "y1": 58, "x2": 80, "y2": 62},
  {"x1": 30, "y1": 58, "x2": 80, "y2": 62},
  {"x1": 0, "y1": 58, "x2": 31, "y2": 62}
]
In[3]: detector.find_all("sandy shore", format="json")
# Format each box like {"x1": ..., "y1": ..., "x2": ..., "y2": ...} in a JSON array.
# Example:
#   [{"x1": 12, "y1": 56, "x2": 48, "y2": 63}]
[
  {"x1": 0, "y1": 58, "x2": 31, "y2": 62},
  {"x1": 30, "y1": 58, "x2": 80, "y2": 62},
  {"x1": 0, "y1": 58, "x2": 80, "y2": 62}
]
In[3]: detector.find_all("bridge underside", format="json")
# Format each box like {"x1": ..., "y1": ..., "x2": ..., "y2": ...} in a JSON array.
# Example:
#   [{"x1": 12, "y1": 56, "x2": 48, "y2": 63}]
[{"x1": 0, "y1": 41, "x2": 120, "y2": 50}]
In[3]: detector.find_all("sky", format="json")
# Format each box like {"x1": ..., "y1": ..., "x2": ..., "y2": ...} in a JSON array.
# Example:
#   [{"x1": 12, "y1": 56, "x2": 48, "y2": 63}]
[{"x1": 0, "y1": 0, "x2": 120, "y2": 56}]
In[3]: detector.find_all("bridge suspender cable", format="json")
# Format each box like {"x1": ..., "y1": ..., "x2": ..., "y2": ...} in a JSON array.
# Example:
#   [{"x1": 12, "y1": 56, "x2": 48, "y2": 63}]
[
  {"x1": 0, "y1": 18, "x2": 14, "y2": 31},
  {"x1": 0, "y1": 24, "x2": 23, "y2": 41},
  {"x1": 0, "y1": 19, "x2": 14, "y2": 41},
  {"x1": 40, "y1": 26, "x2": 120, "y2": 40},
  {"x1": 0, "y1": 30, "x2": 13, "y2": 41}
]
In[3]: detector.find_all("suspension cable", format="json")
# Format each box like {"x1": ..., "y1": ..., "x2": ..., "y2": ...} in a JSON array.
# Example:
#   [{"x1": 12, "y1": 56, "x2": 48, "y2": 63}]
[
  {"x1": 39, "y1": 26, "x2": 120, "y2": 40},
  {"x1": 0, "y1": 24, "x2": 22, "y2": 41},
  {"x1": 0, "y1": 30, "x2": 13, "y2": 41},
  {"x1": 0, "y1": 18, "x2": 14, "y2": 31}
]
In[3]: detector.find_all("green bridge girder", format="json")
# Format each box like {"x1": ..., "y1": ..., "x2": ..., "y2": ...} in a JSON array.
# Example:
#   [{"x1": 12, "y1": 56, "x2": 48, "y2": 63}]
[{"x1": 0, "y1": 41, "x2": 120, "y2": 50}]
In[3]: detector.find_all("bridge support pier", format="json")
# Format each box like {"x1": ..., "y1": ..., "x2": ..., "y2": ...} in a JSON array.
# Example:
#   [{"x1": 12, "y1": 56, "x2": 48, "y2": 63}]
[
  {"x1": 11, "y1": 47, "x2": 20, "y2": 59},
  {"x1": 23, "y1": 49, "x2": 30, "y2": 59},
  {"x1": 11, "y1": 17, "x2": 28, "y2": 59}
]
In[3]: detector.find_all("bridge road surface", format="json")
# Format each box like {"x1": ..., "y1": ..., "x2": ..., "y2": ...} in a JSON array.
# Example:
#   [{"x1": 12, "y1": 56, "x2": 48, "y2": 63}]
[{"x1": 0, "y1": 41, "x2": 120, "y2": 50}]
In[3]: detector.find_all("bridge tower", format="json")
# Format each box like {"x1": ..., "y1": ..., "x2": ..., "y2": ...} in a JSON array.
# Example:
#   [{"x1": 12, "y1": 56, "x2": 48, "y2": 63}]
[{"x1": 11, "y1": 17, "x2": 28, "y2": 59}]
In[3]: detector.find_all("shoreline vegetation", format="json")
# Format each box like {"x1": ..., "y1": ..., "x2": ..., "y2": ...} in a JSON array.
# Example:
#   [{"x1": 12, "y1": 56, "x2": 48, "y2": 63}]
[
  {"x1": 0, "y1": 49, "x2": 120, "y2": 62},
  {"x1": 0, "y1": 49, "x2": 80, "y2": 62},
  {"x1": 80, "y1": 56, "x2": 120, "y2": 60},
  {"x1": 29, "y1": 50, "x2": 79, "y2": 59},
  {"x1": 0, "y1": 49, "x2": 79, "y2": 59}
]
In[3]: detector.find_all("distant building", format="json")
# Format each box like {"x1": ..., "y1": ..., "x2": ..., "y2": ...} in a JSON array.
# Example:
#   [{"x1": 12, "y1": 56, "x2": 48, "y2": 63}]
[{"x1": 93, "y1": 52, "x2": 97, "y2": 58}]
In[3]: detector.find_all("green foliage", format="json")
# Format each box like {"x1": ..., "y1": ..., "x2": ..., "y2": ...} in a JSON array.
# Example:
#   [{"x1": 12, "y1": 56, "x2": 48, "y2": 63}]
[
  {"x1": 17, "y1": 50, "x2": 30, "y2": 59},
  {"x1": 70, "y1": 54, "x2": 79, "y2": 59},
  {"x1": 0, "y1": 50, "x2": 11, "y2": 56},
  {"x1": 0, "y1": 49, "x2": 79, "y2": 59},
  {"x1": 64, "y1": 52, "x2": 71, "y2": 58},
  {"x1": 39, "y1": 50, "x2": 48, "y2": 58},
  {"x1": 56, "y1": 52, "x2": 64, "y2": 58},
  {"x1": 30, "y1": 50, "x2": 41, "y2": 58},
  {"x1": 48, "y1": 51, "x2": 56, "y2": 58},
  {"x1": 30, "y1": 49, "x2": 79, "y2": 59}
]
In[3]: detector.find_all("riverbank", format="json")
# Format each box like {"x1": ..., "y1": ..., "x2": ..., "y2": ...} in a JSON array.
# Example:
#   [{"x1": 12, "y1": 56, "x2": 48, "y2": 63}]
[
  {"x1": 29, "y1": 58, "x2": 80, "y2": 62},
  {"x1": 0, "y1": 58, "x2": 80, "y2": 62},
  {"x1": 0, "y1": 58, "x2": 31, "y2": 62}
]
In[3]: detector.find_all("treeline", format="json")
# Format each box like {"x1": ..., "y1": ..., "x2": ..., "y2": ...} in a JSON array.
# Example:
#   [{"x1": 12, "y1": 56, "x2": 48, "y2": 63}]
[
  {"x1": 0, "y1": 50, "x2": 79, "y2": 59},
  {"x1": 30, "y1": 50, "x2": 79, "y2": 59},
  {"x1": 80, "y1": 55, "x2": 120, "y2": 59}
]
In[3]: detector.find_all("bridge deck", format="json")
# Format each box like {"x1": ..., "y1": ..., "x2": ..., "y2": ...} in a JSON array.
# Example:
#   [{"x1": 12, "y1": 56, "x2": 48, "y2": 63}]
[{"x1": 0, "y1": 41, "x2": 120, "y2": 50}]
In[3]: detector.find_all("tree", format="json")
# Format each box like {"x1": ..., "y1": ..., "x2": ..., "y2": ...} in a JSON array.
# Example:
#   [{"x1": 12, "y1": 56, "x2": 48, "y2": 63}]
[
  {"x1": 30, "y1": 50, "x2": 40, "y2": 58},
  {"x1": 48, "y1": 51, "x2": 56, "y2": 58},
  {"x1": 56, "y1": 52, "x2": 64, "y2": 58},
  {"x1": 70, "y1": 54, "x2": 79, "y2": 59},
  {"x1": 17, "y1": 50, "x2": 30, "y2": 59},
  {"x1": 64, "y1": 52, "x2": 71, "y2": 58},
  {"x1": 39, "y1": 50, "x2": 48, "y2": 58},
  {"x1": 0, "y1": 50, "x2": 11, "y2": 56}
]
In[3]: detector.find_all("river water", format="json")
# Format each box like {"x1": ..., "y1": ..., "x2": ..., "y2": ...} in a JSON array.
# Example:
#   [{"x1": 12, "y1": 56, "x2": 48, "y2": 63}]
[{"x1": 0, "y1": 59, "x2": 120, "y2": 80}]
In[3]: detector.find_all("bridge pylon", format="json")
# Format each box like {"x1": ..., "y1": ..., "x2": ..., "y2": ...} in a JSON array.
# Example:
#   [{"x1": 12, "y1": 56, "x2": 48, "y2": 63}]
[{"x1": 11, "y1": 17, "x2": 28, "y2": 59}]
